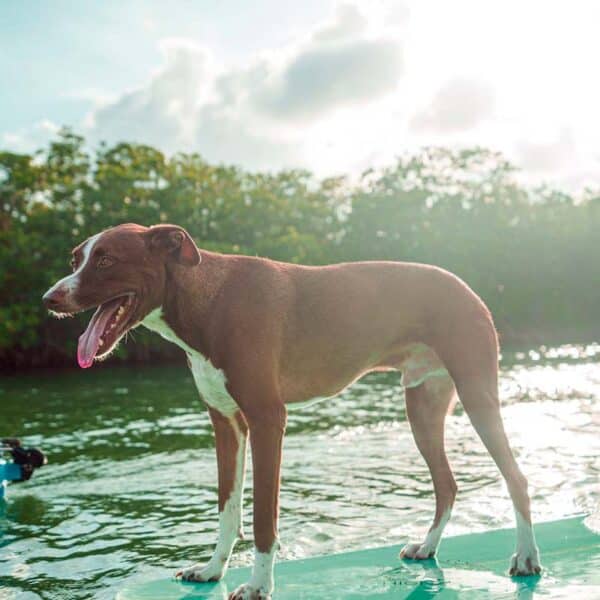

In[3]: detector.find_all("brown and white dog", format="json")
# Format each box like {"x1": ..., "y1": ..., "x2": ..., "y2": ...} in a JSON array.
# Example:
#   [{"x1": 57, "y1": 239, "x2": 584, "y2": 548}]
[{"x1": 43, "y1": 223, "x2": 541, "y2": 599}]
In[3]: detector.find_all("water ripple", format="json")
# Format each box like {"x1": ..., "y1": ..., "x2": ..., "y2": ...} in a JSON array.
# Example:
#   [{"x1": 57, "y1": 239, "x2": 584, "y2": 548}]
[{"x1": 0, "y1": 348, "x2": 598, "y2": 599}]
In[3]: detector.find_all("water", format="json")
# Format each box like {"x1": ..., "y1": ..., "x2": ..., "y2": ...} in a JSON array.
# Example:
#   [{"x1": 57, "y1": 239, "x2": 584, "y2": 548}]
[{"x1": 1, "y1": 344, "x2": 599, "y2": 599}]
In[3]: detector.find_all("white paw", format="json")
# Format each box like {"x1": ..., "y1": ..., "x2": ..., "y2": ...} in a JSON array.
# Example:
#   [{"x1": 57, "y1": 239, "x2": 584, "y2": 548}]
[
  {"x1": 509, "y1": 548, "x2": 542, "y2": 576},
  {"x1": 400, "y1": 541, "x2": 437, "y2": 560},
  {"x1": 228, "y1": 582, "x2": 271, "y2": 600},
  {"x1": 175, "y1": 557, "x2": 226, "y2": 582}
]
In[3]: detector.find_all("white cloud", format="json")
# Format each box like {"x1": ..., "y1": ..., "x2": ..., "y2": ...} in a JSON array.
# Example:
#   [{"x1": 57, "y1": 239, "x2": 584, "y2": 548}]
[
  {"x1": 515, "y1": 129, "x2": 575, "y2": 174},
  {"x1": 1, "y1": 120, "x2": 60, "y2": 154},
  {"x1": 511, "y1": 129, "x2": 600, "y2": 192},
  {"x1": 312, "y1": 3, "x2": 368, "y2": 42},
  {"x1": 250, "y1": 39, "x2": 402, "y2": 121},
  {"x1": 384, "y1": 1, "x2": 411, "y2": 25},
  {"x1": 78, "y1": 3, "x2": 403, "y2": 170},
  {"x1": 89, "y1": 39, "x2": 212, "y2": 151},
  {"x1": 410, "y1": 79, "x2": 494, "y2": 133},
  {"x1": 3, "y1": 0, "x2": 600, "y2": 193}
]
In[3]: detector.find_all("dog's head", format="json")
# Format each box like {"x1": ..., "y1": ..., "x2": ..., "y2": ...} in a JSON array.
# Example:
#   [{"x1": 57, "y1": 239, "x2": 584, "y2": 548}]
[{"x1": 42, "y1": 223, "x2": 200, "y2": 368}]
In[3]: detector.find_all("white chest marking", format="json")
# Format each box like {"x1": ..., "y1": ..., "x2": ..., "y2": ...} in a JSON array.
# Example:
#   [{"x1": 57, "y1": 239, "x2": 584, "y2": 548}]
[{"x1": 141, "y1": 307, "x2": 239, "y2": 417}]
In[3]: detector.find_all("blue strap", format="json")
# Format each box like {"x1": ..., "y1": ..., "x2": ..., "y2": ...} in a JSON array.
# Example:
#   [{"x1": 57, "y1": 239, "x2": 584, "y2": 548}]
[{"x1": 0, "y1": 462, "x2": 23, "y2": 482}]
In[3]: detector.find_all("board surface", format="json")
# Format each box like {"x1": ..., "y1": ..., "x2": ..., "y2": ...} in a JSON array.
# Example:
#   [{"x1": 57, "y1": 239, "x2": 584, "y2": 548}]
[{"x1": 117, "y1": 516, "x2": 600, "y2": 599}]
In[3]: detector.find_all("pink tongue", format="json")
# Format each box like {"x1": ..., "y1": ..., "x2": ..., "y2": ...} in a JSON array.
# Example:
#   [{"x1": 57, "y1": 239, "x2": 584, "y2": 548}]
[{"x1": 77, "y1": 298, "x2": 123, "y2": 368}]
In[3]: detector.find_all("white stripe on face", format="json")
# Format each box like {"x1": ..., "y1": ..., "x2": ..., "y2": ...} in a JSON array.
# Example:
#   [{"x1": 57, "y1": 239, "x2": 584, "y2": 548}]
[{"x1": 46, "y1": 233, "x2": 101, "y2": 298}]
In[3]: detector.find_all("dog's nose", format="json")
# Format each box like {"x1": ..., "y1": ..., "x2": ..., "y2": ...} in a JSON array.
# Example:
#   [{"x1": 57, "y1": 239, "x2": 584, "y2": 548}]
[{"x1": 42, "y1": 287, "x2": 67, "y2": 310}]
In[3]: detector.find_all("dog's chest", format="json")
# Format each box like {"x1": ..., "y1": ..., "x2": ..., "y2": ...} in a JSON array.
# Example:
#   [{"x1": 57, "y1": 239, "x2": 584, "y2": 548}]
[{"x1": 141, "y1": 308, "x2": 239, "y2": 417}]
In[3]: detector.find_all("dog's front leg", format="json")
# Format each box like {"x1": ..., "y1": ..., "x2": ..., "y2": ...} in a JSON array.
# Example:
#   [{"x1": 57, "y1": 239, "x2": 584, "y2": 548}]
[
  {"x1": 177, "y1": 408, "x2": 248, "y2": 582},
  {"x1": 229, "y1": 404, "x2": 287, "y2": 600}
]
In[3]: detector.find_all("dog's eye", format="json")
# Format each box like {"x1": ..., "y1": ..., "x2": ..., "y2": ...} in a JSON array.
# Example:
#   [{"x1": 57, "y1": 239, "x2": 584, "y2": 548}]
[{"x1": 97, "y1": 256, "x2": 116, "y2": 269}]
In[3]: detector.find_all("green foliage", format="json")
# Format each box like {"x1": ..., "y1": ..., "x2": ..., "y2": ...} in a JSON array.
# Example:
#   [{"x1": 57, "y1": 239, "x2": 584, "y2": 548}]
[
  {"x1": 339, "y1": 147, "x2": 600, "y2": 341},
  {"x1": 1, "y1": 130, "x2": 598, "y2": 367}
]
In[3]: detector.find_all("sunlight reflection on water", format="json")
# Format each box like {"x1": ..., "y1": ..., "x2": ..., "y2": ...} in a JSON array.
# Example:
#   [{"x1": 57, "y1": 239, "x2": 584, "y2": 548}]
[{"x1": 0, "y1": 344, "x2": 598, "y2": 599}]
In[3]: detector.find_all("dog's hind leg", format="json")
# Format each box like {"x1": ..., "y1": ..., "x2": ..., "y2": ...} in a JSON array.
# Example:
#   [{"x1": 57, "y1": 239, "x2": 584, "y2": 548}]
[
  {"x1": 177, "y1": 409, "x2": 248, "y2": 582},
  {"x1": 436, "y1": 321, "x2": 541, "y2": 576},
  {"x1": 456, "y1": 377, "x2": 541, "y2": 575},
  {"x1": 400, "y1": 374, "x2": 458, "y2": 559}
]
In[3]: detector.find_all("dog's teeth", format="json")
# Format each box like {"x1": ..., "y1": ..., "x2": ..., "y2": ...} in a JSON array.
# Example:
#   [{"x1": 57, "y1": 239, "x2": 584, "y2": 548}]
[{"x1": 99, "y1": 339, "x2": 104, "y2": 347}]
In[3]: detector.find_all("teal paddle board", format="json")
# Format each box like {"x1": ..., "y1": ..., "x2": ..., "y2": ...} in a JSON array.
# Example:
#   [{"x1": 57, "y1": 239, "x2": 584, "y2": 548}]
[{"x1": 117, "y1": 516, "x2": 600, "y2": 599}]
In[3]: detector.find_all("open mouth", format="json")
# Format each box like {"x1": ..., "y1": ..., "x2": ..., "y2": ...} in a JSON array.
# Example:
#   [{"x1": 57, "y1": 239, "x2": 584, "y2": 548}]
[{"x1": 77, "y1": 294, "x2": 137, "y2": 368}]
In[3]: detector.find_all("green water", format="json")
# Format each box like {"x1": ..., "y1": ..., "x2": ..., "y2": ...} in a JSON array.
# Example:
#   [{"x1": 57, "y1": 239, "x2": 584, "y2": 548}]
[{"x1": 1, "y1": 344, "x2": 599, "y2": 599}]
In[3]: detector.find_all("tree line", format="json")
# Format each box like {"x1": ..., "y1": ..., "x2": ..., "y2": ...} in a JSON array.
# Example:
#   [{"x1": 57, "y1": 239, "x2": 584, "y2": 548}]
[{"x1": 1, "y1": 129, "x2": 598, "y2": 368}]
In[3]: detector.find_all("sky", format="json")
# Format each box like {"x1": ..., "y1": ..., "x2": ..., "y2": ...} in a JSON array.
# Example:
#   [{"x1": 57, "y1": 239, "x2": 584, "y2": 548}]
[{"x1": 2, "y1": 0, "x2": 600, "y2": 192}]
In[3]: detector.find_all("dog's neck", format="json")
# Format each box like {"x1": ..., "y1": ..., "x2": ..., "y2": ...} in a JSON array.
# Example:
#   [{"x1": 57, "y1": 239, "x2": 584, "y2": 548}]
[{"x1": 158, "y1": 250, "x2": 232, "y2": 360}]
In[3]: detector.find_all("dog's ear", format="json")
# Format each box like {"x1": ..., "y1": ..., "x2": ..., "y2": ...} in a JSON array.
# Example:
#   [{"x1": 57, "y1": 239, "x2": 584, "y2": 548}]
[{"x1": 147, "y1": 225, "x2": 201, "y2": 267}]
